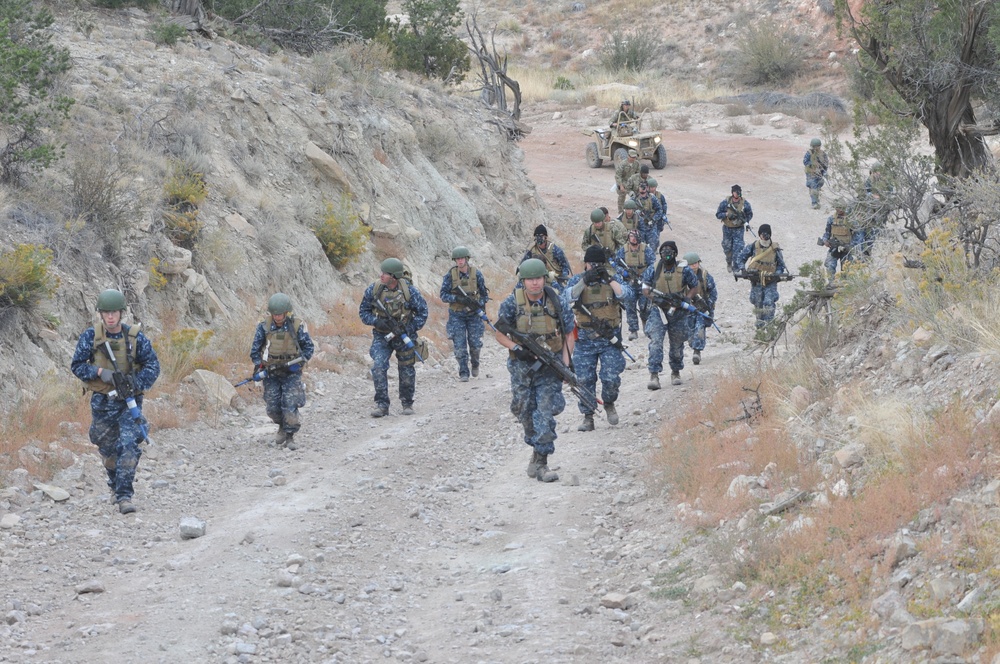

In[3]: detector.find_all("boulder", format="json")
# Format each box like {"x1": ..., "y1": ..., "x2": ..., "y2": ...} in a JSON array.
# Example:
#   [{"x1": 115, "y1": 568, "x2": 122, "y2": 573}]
[
  {"x1": 223, "y1": 212, "x2": 258, "y2": 238},
  {"x1": 189, "y1": 370, "x2": 238, "y2": 409},
  {"x1": 305, "y1": 141, "x2": 352, "y2": 194},
  {"x1": 158, "y1": 245, "x2": 192, "y2": 275}
]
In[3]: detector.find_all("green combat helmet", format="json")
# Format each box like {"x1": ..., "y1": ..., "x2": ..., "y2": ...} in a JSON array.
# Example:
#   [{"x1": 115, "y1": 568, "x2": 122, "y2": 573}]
[
  {"x1": 518, "y1": 258, "x2": 547, "y2": 280},
  {"x1": 590, "y1": 208, "x2": 606, "y2": 223},
  {"x1": 452, "y1": 246, "x2": 471, "y2": 260},
  {"x1": 268, "y1": 293, "x2": 292, "y2": 315},
  {"x1": 96, "y1": 289, "x2": 126, "y2": 312},
  {"x1": 646, "y1": 178, "x2": 658, "y2": 188},
  {"x1": 380, "y1": 257, "x2": 405, "y2": 279},
  {"x1": 810, "y1": 138, "x2": 822, "y2": 148},
  {"x1": 624, "y1": 199, "x2": 639, "y2": 210},
  {"x1": 683, "y1": 252, "x2": 700, "y2": 265}
]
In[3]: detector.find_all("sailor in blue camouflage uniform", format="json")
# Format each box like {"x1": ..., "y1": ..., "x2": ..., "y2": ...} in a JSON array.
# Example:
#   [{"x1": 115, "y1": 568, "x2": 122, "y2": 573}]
[
  {"x1": 645, "y1": 178, "x2": 668, "y2": 249},
  {"x1": 522, "y1": 224, "x2": 572, "y2": 289},
  {"x1": 495, "y1": 258, "x2": 576, "y2": 483},
  {"x1": 682, "y1": 253, "x2": 718, "y2": 366},
  {"x1": 737, "y1": 224, "x2": 788, "y2": 329},
  {"x1": 71, "y1": 289, "x2": 160, "y2": 515},
  {"x1": 715, "y1": 184, "x2": 753, "y2": 272},
  {"x1": 613, "y1": 230, "x2": 656, "y2": 341},
  {"x1": 821, "y1": 201, "x2": 861, "y2": 280},
  {"x1": 642, "y1": 240, "x2": 698, "y2": 388},
  {"x1": 359, "y1": 257, "x2": 429, "y2": 418},
  {"x1": 440, "y1": 246, "x2": 489, "y2": 382},
  {"x1": 564, "y1": 246, "x2": 631, "y2": 432},
  {"x1": 249, "y1": 293, "x2": 315, "y2": 450}
]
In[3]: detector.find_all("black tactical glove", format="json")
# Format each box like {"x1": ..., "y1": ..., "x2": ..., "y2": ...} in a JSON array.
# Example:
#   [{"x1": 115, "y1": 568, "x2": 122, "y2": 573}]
[
  {"x1": 583, "y1": 268, "x2": 601, "y2": 286},
  {"x1": 374, "y1": 318, "x2": 393, "y2": 334},
  {"x1": 512, "y1": 345, "x2": 535, "y2": 362}
]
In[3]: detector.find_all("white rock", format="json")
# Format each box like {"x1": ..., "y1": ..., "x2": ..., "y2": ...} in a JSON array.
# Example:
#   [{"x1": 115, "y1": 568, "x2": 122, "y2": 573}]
[
  {"x1": 0, "y1": 513, "x2": 21, "y2": 529},
  {"x1": 179, "y1": 516, "x2": 207, "y2": 539}
]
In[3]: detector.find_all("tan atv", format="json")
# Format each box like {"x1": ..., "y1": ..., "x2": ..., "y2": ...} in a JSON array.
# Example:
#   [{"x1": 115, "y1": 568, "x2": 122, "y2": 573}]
[{"x1": 583, "y1": 110, "x2": 666, "y2": 169}]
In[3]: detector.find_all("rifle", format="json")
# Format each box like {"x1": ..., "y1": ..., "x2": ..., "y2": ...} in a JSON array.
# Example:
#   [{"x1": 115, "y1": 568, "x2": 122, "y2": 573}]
[
  {"x1": 454, "y1": 285, "x2": 497, "y2": 333},
  {"x1": 612, "y1": 255, "x2": 643, "y2": 288},
  {"x1": 726, "y1": 202, "x2": 755, "y2": 237},
  {"x1": 733, "y1": 270, "x2": 796, "y2": 286},
  {"x1": 234, "y1": 356, "x2": 304, "y2": 387},
  {"x1": 101, "y1": 340, "x2": 153, "y2": 446},
  {"x1": 373, "y1": 299, "x2": 425, "y2": 362},
  {"x1": 575, "y1": 302, "x2": 636, "y2": 362},
  {"x1": 647, "y1": 289, "x2": 720, "y2": 333},
  {"x1": 818, "y1": 236, "x2": 851, "y2": 256},
  {"x1": 495, "y1": 320, "x2": 600, "y2": 412}
]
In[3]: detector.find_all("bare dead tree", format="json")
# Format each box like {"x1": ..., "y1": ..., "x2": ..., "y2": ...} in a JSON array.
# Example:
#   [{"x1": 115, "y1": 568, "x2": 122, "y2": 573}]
[{"x1": 466, "y1": 16, "x2": 528, "y2": 141}]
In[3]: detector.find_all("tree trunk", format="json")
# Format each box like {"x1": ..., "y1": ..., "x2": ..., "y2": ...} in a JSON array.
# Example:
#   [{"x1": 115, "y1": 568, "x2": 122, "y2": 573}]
[{"x1": 924, "y1": 97, "x2": 991, "y2": 178}]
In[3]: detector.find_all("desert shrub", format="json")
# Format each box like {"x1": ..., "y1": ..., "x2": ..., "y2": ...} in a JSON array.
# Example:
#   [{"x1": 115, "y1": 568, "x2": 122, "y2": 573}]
[
  {"x1": 724, "y1": 120, "x2": 750, "y2": 135},
  {"x1": 553, "y1": 76, "x2": 574, "y2": 90},
  {"x1": 312, "y1": 195, "x2": 367, "y2": 268},
  {"x1": 0, "y1": 244, "x2": 59, "y2": 312},
  {"x1": 68, "y1": 154, "x2": 135, "y2": 257},
  {"x1": 162, "y1": 162, "x2": 207, "y2": 249},
  {"x1": 155, "y1": 327, "x2": 216, "y2": 383},
  {"x1": 600, "y1": 26, "x2": 659, "y2": 73},
  {"x1": 733, "y1": 20, "x2": 802, "y2": 85},
  {"x1": 150, "y1": 21, "x2": 188, "y2": 46}
]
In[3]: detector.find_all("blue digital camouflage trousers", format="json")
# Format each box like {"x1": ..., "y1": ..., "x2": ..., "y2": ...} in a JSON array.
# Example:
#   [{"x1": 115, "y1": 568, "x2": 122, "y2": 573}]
[
  {"x1": 446, "y1": 310, "x2": 484, "y2": 378},
  {"x1": 749, "y1": 284, "x2": 780, "y2": 328},
  {"x1": 644, "y1": 309, "x2": 689, "y2": 374},
  {"x1": 508, "y1": 359, "x2": 565, "y2": 456},
  {"x1": 370, "y1": 333, "x2": 416, "y2": 409},
  {"x1": 620, "y1": 289, "x2": 648, "y2": 334},
  {"x1": 263, "y1": 371, "x2": 306, "y2": 434},
  {"x1": 721, "y1": 226, "x2": 746, "y2": 269},
  {"x1": 572, "y1": 332, "x2": 625, "y2": 414},
  {"x1": 687, "y1": 311, "x2": 709, "y2": 351},
  {"x1": 89, "y1": 393, "x2": 145, "y2": 503}
]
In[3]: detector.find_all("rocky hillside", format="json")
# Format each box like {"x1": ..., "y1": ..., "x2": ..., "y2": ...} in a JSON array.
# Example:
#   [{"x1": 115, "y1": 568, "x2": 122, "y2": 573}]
[{"x1": 0, "y1": 7, "x2": 545, "y2": 403}]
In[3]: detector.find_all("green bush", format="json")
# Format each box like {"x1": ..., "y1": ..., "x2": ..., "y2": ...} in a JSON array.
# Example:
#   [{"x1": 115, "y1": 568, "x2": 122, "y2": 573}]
[
  {"x1": 0, "y1": 0, "x2": 73, "y2": 184},
  {"x1": 599, "y1": 26, "x2": 660, "y2": 73},
  {"x1": 386, "y1": 0, "x2": 470, "y2": 82},
  {"x1": 733, "y1": 21, "x2": 802, "y2": 85},
  {"x1": 553, "y1": 76, "x2": 574, "y2": 90},
  {"x1": 312, "y1": 196, "x2": 368, "y2": 268},
  {"x1": 162, "y1": 162, "x2": 207, "y2": 249},
  {"x1": 151, "y1": 21, "x2": 188, "y2": 46},
  {"x1": 0, "y1": 244, "x2": 59, "y2": 311}
]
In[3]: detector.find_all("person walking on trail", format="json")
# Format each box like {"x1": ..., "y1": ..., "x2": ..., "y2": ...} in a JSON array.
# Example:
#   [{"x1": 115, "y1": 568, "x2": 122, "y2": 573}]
[
  {"x1": 804, "y1": 138, "x2": 829, "y2": 209},
  {"x1": 439, "y1": 246, "x2": 489, "y2": 382},
  {"x1": 71, "y1": 289, "x2": 160, "y2": 515},
  {"x1": 582, "y1": 207, "x2": 627, "y2": 255},
  {"x1": 715, "y1": 183, "x2": 753, "y2": 272},
  {"x1": 645, "y1": 177, "x2": 668, "y2": 249},
  {"x1": 249, "y1": 293, "x2": 315, "y2": 451},
  {"x1": 821, "y1": 201, "x2": 862, "y2": 280},
  {"x1": 614, "y1": 229, "x2": 656, "y2": 341},
  {"x1": 359, "y1": 258, "x2": 429, "y2": 418},
  {"x1": 682, "y1": 253, "x2": 717, "y2": 366},
  {"x1": 615, "y1": 149, "x2": 641, "y2": 213},
  {"x1": 564, "y1": 246, "x2": 631, "y2": 433},
  {"x1": 642, "y1": 241, "x2": 698, "y2": 388},
  {"x1": 737, "y1": 224, "x2": 788, "y2": 330},
  {"x1": 523, "y1": 224, "x2": 571, "y2": 288},
  {"x1": 494, "y1": 258, "x2": 576, "y2": 483}
]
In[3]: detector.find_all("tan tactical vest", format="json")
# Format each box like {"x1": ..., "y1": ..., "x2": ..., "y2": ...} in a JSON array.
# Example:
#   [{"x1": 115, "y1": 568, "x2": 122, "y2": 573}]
[
  {"x1": 830, "y1": 214, "x2": 852, "y2": 245},
  {"x1": 587, "y1": 223, "x2": 615, "y2": 250},
  {"x1": 262, "y1": 316, "x2": 303, "y2": 366},
  {"x1": 86, "y1": 323, "x2": 140, "y2": 395},
  {"x1": 654, "y1": 266, "x2": 686, "y2": 295},
  {"x1": 449, "y1": 266, "x2": 480, "y2": 312},
  {"x1": 373, "y1": 281, "x2": 413, "y2": 324},
  {"x1": 746, "y1": 241, "x2": 780, "y2": 275},
  {"x1": 692, "y1": 268, "x2": 710, "y2": 299},
  {"x1": 514, "y1": 287, "x2": 563, "y2": 353},
  {"x1": 805, "y1": 149, "x2": 826, "y2": 175},
  {"x1": 619, "y1": 212, "x2": 639, "y2": 233},
  {"x1": 624, "y1": 244, "x2": 648, "y2": 270},
  {"x1": 723, "y1": 197, "x2": 746, "y2": 229},
  {"x1": 575, "y1": 280, "x2": 621, "y2": 329},
  {"x1": 637, "y1": 195, "x2": 653, "y2": 215}
]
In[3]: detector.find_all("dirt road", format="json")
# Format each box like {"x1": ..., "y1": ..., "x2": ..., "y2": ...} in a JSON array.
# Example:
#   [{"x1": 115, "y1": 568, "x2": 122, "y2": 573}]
[{"x1": 0, "y1": 104, "x2": 831, "y2": 663}]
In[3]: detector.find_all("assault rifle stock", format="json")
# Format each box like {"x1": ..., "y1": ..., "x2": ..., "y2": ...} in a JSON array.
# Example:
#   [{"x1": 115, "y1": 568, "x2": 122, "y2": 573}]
[
  {"x1": 495, "y1": 320, "x2": 600, "y2": 412},
  {"x1": 647, "y1": 288, "x2": 720, "y2": 333},
  {"x1": 726, "y1": 202, "x2": 755, "y2": 237},
  {"x1": 234, "y1": 356, "x2": 304, "y2": 387},
  {"x1": 454, "y1": 285, "x2": 497, "y2": 333},
  {"x1": 101, "y1": 340, "x2": 153, "y2": 446}
]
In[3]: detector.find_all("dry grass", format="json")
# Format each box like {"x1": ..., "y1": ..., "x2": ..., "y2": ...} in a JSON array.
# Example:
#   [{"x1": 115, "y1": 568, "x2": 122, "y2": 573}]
[{"x1": 0, "y1": 379, "x2": 92, "y2": 477}]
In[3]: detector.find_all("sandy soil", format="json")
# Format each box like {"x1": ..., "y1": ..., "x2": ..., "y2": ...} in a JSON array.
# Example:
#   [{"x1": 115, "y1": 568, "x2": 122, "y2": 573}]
[{"x1": 0, "y1": 104, "x2": 834, "y2": 664}]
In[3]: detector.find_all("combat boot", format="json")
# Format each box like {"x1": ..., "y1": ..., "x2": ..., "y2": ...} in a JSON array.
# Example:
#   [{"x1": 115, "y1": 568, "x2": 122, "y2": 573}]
[
  {"x1": 402, "y1": 406, "x2": 415, "y2": 416},
  {"x1": 536, "y1": 456, "x2": 559, "y2": 483},
  {"x1": 284, "y1": 434, "x2": 298, "y2": 451},
  {"x1": 577, "y1": 414, "x2": 595, "y2": 432},
  {"x1": 647, "y1": 372, "x2": 660, "y2": 390},
  {"x1": 460, "y1": 375, "x2": 469, "y2": 383},
  {"x1": 470, "y1": 349, "x2": 480, "y2": 377},
  {"x1": 692, "y1": 349, "x2": 701, "y2": 365},
  {"x1": 274, "y1": 429, "x2": 289, "y2": 446},
  {"x1": 526, "y1": 451, "x2": 543, "y2": 478},
  {"x1": 671, "y1": 371, "x2": 682, "y2": 385},
  {"x1": 371, "y1": 406, "x2": 389, "y2": 418},
  {"x1": 605, "y1": 402, "x2": 619, "y2": 426},
  {"x1": 118, "y1": 500, "x2": 136, "y2": 515}
]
